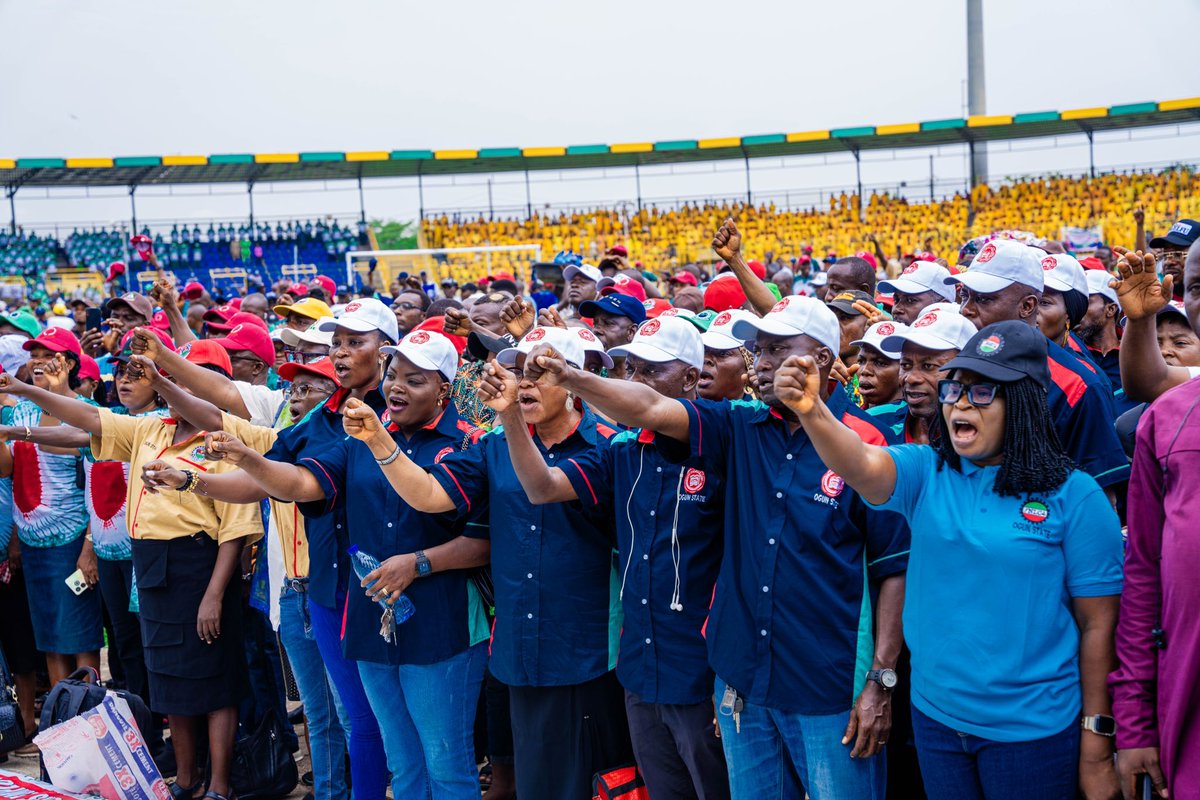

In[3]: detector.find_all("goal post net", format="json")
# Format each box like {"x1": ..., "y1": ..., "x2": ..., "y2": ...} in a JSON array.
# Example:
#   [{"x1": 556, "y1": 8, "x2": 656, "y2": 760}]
[{"x1": 343, "y1": 245, "x2": 543, "y2": 294}]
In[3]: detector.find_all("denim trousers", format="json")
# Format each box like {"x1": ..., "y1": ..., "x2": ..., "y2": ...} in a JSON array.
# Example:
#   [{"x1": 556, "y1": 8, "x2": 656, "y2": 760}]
[
  {"x1": 309, "y1": 596, "x2": 390, "y2": 800},
  {"x1": 357, "y1": 642, "x2": 488, "y2": 800},
  {"x1": 911, "y1": 706, "x2": 1079, "y2": 800},
  {"x1": 279, "y1": 582, "x2": 349, "y2": 800},
  {"x1": 714, "y1": 677, "x2": 884, "y2": 800}
]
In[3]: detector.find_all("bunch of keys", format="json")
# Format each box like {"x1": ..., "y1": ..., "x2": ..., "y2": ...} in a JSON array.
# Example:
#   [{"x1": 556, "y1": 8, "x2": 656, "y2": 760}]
[
  {"x1": 378, "y1": 607, "x2": 397, "y2": 644},
  {"x1": 719, "y1": 684, "x2": 744, "y2": 733}
]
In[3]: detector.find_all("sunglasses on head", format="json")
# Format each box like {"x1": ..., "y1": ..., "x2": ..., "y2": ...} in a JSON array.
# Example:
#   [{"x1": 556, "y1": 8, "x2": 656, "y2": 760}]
[{"x1": 938, "y1": 379, "x2": 1001, "y2": 407}]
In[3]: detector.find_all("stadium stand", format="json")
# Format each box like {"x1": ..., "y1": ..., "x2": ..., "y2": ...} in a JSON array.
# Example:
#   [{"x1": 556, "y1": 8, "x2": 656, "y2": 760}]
[
  {"x1": 0, "y1": 230, "x2": 58, "y2": 277},
  {"x1": 421, "y1": 167, "x2": 1200, "y2": 280}
]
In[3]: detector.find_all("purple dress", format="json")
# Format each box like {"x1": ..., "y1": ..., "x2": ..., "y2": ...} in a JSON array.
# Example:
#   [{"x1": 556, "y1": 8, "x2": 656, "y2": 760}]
[{"x1": 1110, "y1": 378, "x2": 1200, "y2": 798}]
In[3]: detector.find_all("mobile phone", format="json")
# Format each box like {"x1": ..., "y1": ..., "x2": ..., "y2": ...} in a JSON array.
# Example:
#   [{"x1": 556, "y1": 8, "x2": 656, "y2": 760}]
[
  {"x1": 65, "y1": 568, "x2": 89, "y2": 595},
  {"x1": 1138, "y1": 774, "x2": 1156, "y2": 800},
  {"x1": 85, "y1": 307, "x2": 103, "y2": 332}
]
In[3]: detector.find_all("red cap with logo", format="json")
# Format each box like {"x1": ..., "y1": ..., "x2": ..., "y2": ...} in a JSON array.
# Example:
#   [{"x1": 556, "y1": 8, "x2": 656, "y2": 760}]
[
  {"x1": 22, "y1": 326, "x2": 81, "y2": 357},
  {"x1": 669, "y1": 271, "x2": 698, "y2": 287},
  {"x1": 312, "y1": 275, "x2": 337, "y2": 298},
  {"x1": 278, "y1": 356, "x2": 340, "y2": 385},
  {"x1": 597, "y1": 274, "x2": 648, "y2": 303},
  {"x1": 213, "y1": 322, "x2": 276, "y2": 365},
  {"x1": 177, "y1": 339, "x2": 233, "y2": 376},
  {"x1": 181, "y1": 282, "x2": 206, "y2": 301},
  {"x1": 78, "y1": 355, "x2": 101, "y2": 382},
  {"x1": 703, "y1": 274, "x2": 748, "y2": 313},
  {"x1": 414, "y1": 316, "x2": 466, "y2": 355},
  {"x1": 855, "y1": 251, "x2": 878, "y2": 270},
  {"x1": 206, "y1": 310, "x2": 268, "y2": 334}
]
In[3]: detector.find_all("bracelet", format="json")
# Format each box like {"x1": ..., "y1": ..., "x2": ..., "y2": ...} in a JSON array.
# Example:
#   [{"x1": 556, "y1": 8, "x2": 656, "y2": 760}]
[
  {"x1": 375, "y1": 443, "x2": 402, "y2": 466},
  {"x1": 23, "y1": 426, "x2": 31, "y2": 442},
  {"x1": 177, "y1": 470, "x2": 199, "y2": 494}
]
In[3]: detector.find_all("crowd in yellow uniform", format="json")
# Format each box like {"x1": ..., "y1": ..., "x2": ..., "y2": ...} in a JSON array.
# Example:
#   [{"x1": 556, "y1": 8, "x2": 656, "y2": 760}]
[{"x1": 421, "y1": 167, "x2": 1199, "y2": 280}]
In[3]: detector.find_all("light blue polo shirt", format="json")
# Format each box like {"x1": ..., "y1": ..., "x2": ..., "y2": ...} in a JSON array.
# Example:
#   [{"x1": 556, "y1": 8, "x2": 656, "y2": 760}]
[{"x1": 873, "y1": 444, "x2": 1123, "y2": 741}]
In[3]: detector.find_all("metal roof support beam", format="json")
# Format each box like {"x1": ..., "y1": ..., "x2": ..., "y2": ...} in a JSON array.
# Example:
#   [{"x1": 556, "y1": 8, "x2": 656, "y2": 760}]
[
  {"x1": 743, "y1": 150, "x2": 752, "y2": 205},
  {"x1": 524, "y1": 170, "x2": 532, "y2": 219},
  {"x1": 850, "y1": 145, "x2": 864, "y2": 222},
  {"x1": 1084, "y1": 128, "x2": 1096, "y2": 179},
  {"x1": 6, "y1": 185, "x2": 14, "y2": 234},
  {"x1": 357, "y1": 170, "x2": 367, "y2": 224},
  {"x1": 635, "y1": 163, "x2": 643, "y2": 213},
  {"x1": 129, "y1": 184, "x2": 138, "y2": 234},
  {"x1": 417, "y1": 164, "x2": 425, "y2": 220}
]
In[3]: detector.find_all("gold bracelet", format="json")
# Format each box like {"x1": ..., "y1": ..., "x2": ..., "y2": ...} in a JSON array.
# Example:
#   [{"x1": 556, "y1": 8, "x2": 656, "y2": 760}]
[{"x1": 23, "y1": 426, "x2": 31, "y2": 441}]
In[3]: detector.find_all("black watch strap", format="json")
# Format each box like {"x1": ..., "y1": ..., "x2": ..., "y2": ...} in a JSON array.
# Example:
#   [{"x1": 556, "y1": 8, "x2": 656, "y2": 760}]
[{"x1": 415, "y1": 550, "x2": 432, "y2": 577}]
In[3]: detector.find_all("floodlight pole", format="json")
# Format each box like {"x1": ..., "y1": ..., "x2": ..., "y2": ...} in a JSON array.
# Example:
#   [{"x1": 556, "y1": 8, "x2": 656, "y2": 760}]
[
  {"x1": 524, "y1": 170, "x2": 532, "y2": 218},
  {"x1": 487, "y1": 178, "x2": 494, "y2": 221},
  {"x1": 851, "y1": 146, "x2": 864, "y2": 222},
  {"x1": 1085, "y1": 129, "x2": 1095, "y2": 179},
  {"x1": 357, "y1": 172, "x2": 367, "y2": 224},
  {"x1": 743, "y1": 153, "x2": 752, "y2": 205},
  {"x1": 129, "y1": 185, "x2": 138, "y2": 234},
  {"x1": 417, "y1": 167, "x2": 425, "y2": 220},
  {"x1": 966, "y1": 0, "x2": 988, "y2": 187},
  {"x1": 247, "y1": 181, "x2": 255, "y2": 228},
  {"x1": 5, "y1": 185, "x2": 15, "y2": 235},
  {"x1": 634, "y1": 163, "x2": 643, "y2": 212}
]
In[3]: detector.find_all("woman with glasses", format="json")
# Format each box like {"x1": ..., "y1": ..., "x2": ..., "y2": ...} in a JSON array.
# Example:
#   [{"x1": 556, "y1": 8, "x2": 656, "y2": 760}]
[{"x1": 772, "y1": 320, "x2": 1123, "y2": 800}]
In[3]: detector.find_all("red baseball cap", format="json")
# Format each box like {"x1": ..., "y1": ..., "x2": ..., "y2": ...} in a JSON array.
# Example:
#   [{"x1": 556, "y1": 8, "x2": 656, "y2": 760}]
[
  {"x1": 669, "y1": 271, "x2": 698, "y2": 287},
  {"x1": 643, "y1": 298, "x2": 674, "y2": 318},
  {"x1": 312, "y1": 275, "x2": 337, "y2": 298},
  {"x1": 278, "y1": 356, "x2": 340, "y2": 386},
  {"x1": 1078, "y1": 256, "x2": 1107, "y2": 271},
  {"x1": 78, "y1": 355, "x2": 100, "y2": 382},
  {"x1": 490, "y1": 271, "x2": 515, "y2": 282},
  {"x1": 116, "y1": 327, "x2": 177, "y2": 361},
  {"x1": 213, "y1": 322, "x2": 275, "y2": 366},
  {"x1": 181, "y1": 282, "x2": 206, "y2": 301},
  {"x1": 597, "y1": 274, "x2": 647, "y2": 303},
  {"x1": 207, "y1": 310, "x2": 268, "y2": 334},
  {"x1": 287, "y1": 283, "x2": 310, "y2": 296},
  {"x1": 203, "y1": 304, "x2": 237, "y2": 326},
  {"x1": 856, "y1": 251, "x2": 878, "y2": 270},
  {"x1": 607, "y1": 245, "x2": 628, "y2": 258},
  {"x1": 177, "y1": 339, "x2": 232, "y2": 376},
  {"x1": 413, "y1": 316, "x2": 466, "y2": 355},
  {"x1": 23, "y1": 326, "x2": 81, "y2": 357},
  {"x1": 915, "y1": 251, "x2": 937, "y2": 262},
  {"x1": 703, "y1": 274, "x2": 748, "y2": 313},
  {"x1": 746, "y1": 260, "x2": 767, "y2": 280},
  {"x1": 107, "y1": 262, "x2": 127, "y2": 282},
  {"x1": 228, "y1": 297, "x2": 242, "y2": 310},
  {"x1": 151, "y1": 310, "x2": 171, "y2": 332}
]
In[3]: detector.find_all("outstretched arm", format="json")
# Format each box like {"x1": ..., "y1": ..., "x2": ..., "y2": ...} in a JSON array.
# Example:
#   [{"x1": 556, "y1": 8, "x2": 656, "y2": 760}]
[
  {"x1": 148, "y1": 274, "x2": 196, "y2": 346},
  {"x1": 775, "y1": 355, "x2": 897, "y2": 505},
  {"x1": 129, "y1": 328, "x2": 251, "y2": 419},
  {"x1": 525, "y1": 345, "x2": 690, "y2": 442},
  {"x1": 128, "y1": 355, "x2": 223, "y2": 431},
  {"x1": 712, "y1": 218, "x2": 776, "y2": 316},
  {"x1": 1112, "y1": 248, "x2": 1192, "y2": 403},
  {"x1": 202, "y1": 432, "x2": 323, "y2": 502},
  {"x1": 478, "y1": 362, "x2": 577, "y2": 504},
  {"x1": 142, "y1": 459, "x2": 269, "y2": 504},
  {"x1": 341, "y1": 399, "x2": 456, "y2": 513},
  {"x1": 0, "y1": 370, "x2": 102, "y2": 435},
  {"x1": 0, "y1": 424, "x2": 90, "y2": 450}
]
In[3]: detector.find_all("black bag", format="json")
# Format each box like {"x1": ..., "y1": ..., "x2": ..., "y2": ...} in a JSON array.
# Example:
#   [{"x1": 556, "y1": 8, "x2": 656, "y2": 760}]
[
  {"x1": 0, "y1": 646, "x2": 26, "y2": 755},
  {"x1": 230, "y1": 709, "x2": 298, "y2": 800},
  {"x1": 39, "y1": 667, "x2": 153, "y2": 739}
]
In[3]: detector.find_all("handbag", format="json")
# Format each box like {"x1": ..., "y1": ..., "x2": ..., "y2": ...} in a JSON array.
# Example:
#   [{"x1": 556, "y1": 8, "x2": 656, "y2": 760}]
[
  {"x1": 0, "y1": 645, "x2": 26, "y2": 755},
  {"x1": 592, "y1": 763, "x2": 649, "y2": 800},
  {"x1": 230, "y1": 708, "x2": 298, "y2": 800}
]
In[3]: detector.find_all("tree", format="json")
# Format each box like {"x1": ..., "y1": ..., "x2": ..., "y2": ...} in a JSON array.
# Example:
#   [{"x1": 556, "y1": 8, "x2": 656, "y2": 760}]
[{"x1": 370, "y1": 219, "x2": 418, "y2": 251}]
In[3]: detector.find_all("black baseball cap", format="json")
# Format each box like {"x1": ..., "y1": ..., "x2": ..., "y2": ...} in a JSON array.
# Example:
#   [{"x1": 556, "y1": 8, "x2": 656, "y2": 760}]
[
  {"x1": 466, "y1": 329, "x2": 517, "y2": 362},
  {"x1": 941, "y1": 321, "x2": 1050, "y2": 389},
  {"x1": 826, "y1": 290, "x2": 875, "y2": 316},
  {"x1": 579, "y1": 294, "x2": 647, "y2": 324},
  {"x1": 1148, "y1": 219, "x2": 1200, "y2": 249}
]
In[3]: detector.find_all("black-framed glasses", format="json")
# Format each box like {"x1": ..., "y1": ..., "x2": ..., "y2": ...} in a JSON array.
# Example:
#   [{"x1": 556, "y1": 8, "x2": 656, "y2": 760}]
[
  {"x1": 938, "y1": 379, "x2": 1001, "y2": 407},
  {"x1": 393, "y1": 302, "x2": 422, "y2": 312},
  {"x1": 229, "y1": 354, "x2": 265, "y2": 365}
]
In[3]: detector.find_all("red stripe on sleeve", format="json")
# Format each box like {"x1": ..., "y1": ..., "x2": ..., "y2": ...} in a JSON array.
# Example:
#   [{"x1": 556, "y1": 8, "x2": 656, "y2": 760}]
[
  {"x1": 1048, "y1": 357, "x2": 1087, "y2": 408},
  {"x1": 438, "y1": 463, "x2": 472, "y2": 512},
  {"x1": 565, "y1": 458, "x2": 598, "y2": 504}
]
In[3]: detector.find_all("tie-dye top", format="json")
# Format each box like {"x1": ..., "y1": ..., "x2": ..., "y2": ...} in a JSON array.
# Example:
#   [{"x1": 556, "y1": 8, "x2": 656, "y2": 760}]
[
  {"x1": 81, "y1": 404, "x2": 171, "y2": 561},
  {"x1": 10, "y1": 398, "x2": 89, "y2": 549}
]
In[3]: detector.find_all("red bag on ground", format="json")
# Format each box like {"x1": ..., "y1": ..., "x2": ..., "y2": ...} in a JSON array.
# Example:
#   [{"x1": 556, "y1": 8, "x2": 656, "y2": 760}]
[{"x1": 592, "y1": 763, "x2": 649, "y2": 800}]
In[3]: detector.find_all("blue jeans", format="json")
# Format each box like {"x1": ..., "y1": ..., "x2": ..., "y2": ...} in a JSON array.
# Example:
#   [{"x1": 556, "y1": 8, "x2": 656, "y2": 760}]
[
  {"x1": 310, "y1": 596, "x2": 389, "y2": 800},
  {"x1": 715, "y1": 677, "x2": 884, "y2": 800},
  {"x1": 279, "y1": 583, "x2": 349, "y2": 800},
  {"x1": 358, "y1": 643, "x2": 487, "y2": 800},
  {"x1": 911, "y1": 706, "x2": 1079, "y2": 800}
]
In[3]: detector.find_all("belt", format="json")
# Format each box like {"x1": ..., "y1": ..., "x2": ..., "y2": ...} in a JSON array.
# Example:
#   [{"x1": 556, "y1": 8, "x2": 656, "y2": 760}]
[{"x1": 284, "y1": 577, "x2": 310, "y2": 593}]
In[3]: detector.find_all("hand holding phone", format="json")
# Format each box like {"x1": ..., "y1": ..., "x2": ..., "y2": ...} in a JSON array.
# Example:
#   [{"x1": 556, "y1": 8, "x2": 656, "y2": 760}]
[
  {"x1": 85, "y1": 307, "x2": 103, "y2": 332},
  {"x1": 65, "y1": 568, "x2": 90, "y2": 595}
]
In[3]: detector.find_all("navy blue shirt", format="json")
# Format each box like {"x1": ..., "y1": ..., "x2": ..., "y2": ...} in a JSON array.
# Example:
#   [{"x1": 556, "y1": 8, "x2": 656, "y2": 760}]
[
  {"x1": 1045, "y1": 339, "x2": 1129, "y2": 489},
  {"x1": 672, "y1": 391, "x2": 910, "y2": 714},
  {"x1": 298, "y1": 406, "x2": 488, "y2": 665},
  {"x1": 433, "y1": 407, "x2": 620, "y2": 688},
  {"x1": 1086, "y1": 345, "x2": 1137, "y2": 418},
  {"x1": 561, "y1": 427, "x2": 724, "y2": 705},
  {"x1": 265, "y1": 388, "x2": 387, "y2": 609}
]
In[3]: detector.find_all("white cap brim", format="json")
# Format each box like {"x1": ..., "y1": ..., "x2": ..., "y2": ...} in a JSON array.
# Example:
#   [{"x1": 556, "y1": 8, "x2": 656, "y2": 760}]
[
  {"x1": 609, "y1": 341, "x2": 700, "y2": 368},
  {"x1": 945, "y1": 271, "x2": 1018, "y2": 294},
  {"x1": 319, "y1": 317, "x2": 382, "y2": 335},
  {"x1": 279, "y1": 327, "x2": 334, "y2": 348},
  {"x1": 1043, "y1": 275, "x2": 1076, "y2": 293},
  {"x1": 730, "y1": 315, "x2": 839, "y2": 355},
  {"x1": 497, "y1": 347, "x2": 582, "y2": 369},
  {"x1": 880, "y1": 328, "x2": 962, "y2": 353},
  {"x1": 701, "y1": 329, "x2": 749, "y2": 350},
  {"x1": 879, "y1": 277, "x2": 955, "y2": 301},
  {"x1": 850, "y1": 337, "x2": 901, "y2": 359},
  {"x1": 380, "y1": 344, "x2": 456, "y2": 382}
]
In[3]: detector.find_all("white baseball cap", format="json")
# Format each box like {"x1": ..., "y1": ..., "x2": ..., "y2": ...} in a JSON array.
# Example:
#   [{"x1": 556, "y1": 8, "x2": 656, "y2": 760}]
[
  {"x1": 730, "y1": 296, "x2": 841, "y2": 355},
  {"x1": 498, "y1": 326, "x2": 587, "y2": 369},
  {"x1": 880, "y1": 303, "x2": 977, "y2": 353},
  {"x1": 878, "y1": 261, "x2": 955, "y2": 302},
  {"x1": 563, "y1": 263, "x2": 602, "y2": 283},
  {"x1": 811, "y1": 272, "x2": 829, "y2": 287},
  {"x1": 280, "y1": 316, "x2": 335, "y2": 348},
  {"x1": 946, "y1": 239, "x2": 1044, "y2": 294},
  {"x1": 851, "y1": 321, "x2": 906, "y2": 359},
  {"x1": 609, "y1": 316, "x2": 704, "y2": 369},
  {"x1": 318, "y1": 297, "x2": 399, "y2": 343},
  {"x1": 571, "y1": 325, "x2": 614, "y2": 369},
  {"x1": 1040, "y1": 253, "x2": 1088, "y2": 297},
  {"x1": 381, "y1": 330, "x2": 459, "y2": 382},
  {"x1": 1085, "y1": 270, "x2": 1119, "y2": 307},
  {"x1": 701, "y1": 309, "x2": 757, "y2": 350}
]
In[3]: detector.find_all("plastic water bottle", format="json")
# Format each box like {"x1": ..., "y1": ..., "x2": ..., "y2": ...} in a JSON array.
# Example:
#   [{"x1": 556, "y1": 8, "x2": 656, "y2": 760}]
[{"x1": 347, "y1": 545, "x2": 415, "y2": 637}]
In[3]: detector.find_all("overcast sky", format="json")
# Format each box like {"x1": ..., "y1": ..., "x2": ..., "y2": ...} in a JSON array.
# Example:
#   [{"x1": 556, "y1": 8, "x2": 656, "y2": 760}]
[{"x1": 3, "y1": 0, "x2": 1198, "y2": 232}]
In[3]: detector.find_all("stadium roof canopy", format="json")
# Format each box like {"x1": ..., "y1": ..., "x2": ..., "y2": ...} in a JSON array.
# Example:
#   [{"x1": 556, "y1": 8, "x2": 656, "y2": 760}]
[{"x1": 3, "y1": 97, "x2": 1198, "y2": 189}]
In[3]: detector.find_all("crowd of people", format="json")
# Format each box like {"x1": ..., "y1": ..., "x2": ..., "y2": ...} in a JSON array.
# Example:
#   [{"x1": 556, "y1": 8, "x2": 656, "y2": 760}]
[{"x1": 0, "y1": 207, "x2": 1197, "y2": 800}]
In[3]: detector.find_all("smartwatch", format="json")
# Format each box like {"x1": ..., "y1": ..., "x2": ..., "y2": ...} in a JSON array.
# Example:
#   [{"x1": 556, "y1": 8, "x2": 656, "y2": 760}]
[
  {"x1": 865, "y1": 668, "x2": 898, "y2": 692},
  {"x1": 414, "y1": 550, "x2": 432, "y2": 578},
  {"x1": 1080, "y1": 714, "x2": 1116, "y2": 737}
]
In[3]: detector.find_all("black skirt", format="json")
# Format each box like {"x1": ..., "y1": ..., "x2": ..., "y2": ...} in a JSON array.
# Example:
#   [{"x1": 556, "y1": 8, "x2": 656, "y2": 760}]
[{"x1": 131, "y1": 534, "x2": 244, "y2": 716}]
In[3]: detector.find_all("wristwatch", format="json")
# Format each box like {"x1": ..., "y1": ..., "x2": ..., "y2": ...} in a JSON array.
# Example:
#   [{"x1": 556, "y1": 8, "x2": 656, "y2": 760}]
[
  {"x1": 865, "y1": 668, "x2": 898, "y2": 692},
  {"x1": 414, "y1": 550, "x2": 432, "y2": 578},
  {"x1": 1080, "y1": 714, "x2": 1116, "y2": 737}
]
